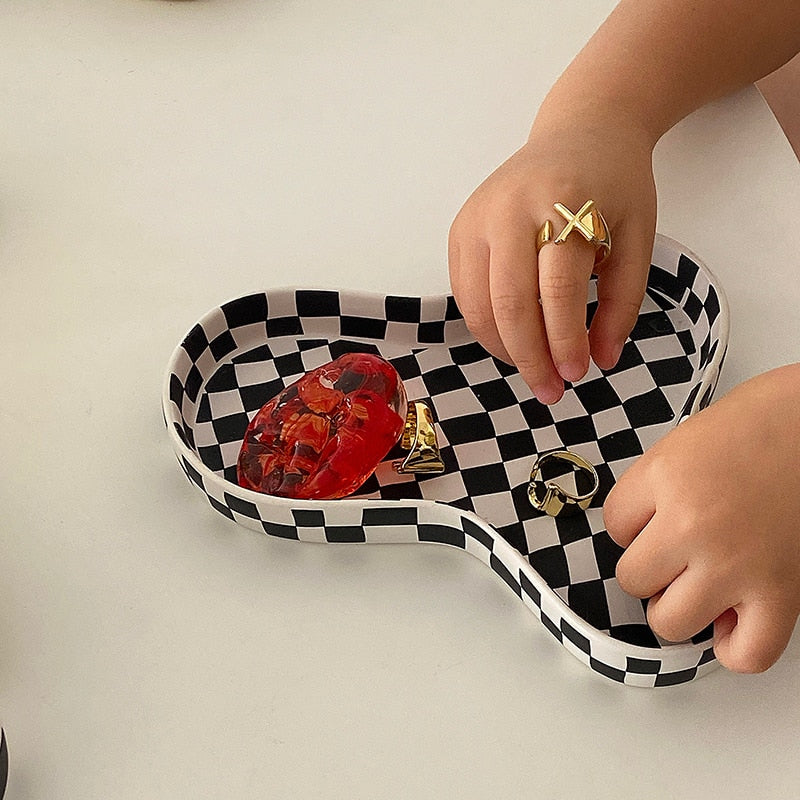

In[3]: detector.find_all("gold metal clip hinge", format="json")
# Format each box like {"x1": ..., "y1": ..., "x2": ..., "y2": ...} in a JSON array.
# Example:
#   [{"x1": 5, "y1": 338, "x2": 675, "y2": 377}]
[{"x1": 393, "y1": 401, "x2": 445, "y2": 475}]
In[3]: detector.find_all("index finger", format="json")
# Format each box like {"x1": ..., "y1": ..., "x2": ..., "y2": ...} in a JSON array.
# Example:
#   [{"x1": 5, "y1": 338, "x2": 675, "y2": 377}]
[{"x1": 488, "y1": 230, "x2": 563, "y2": 404}]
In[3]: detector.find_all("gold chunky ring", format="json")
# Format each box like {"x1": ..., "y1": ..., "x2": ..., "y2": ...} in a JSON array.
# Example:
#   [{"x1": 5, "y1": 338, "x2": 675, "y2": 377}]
[
  {"x1": 528, "y1": 450, "x2": 600, "y2": 517},
  {"x1": 535, "y1": 200, "x2": 611, "y2": 266}
]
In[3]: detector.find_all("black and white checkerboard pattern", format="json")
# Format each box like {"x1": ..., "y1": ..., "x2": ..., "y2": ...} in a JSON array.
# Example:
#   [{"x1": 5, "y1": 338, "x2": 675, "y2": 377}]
[{"x1": 163, "y1": 235, "x2": 728, "y2": 687}]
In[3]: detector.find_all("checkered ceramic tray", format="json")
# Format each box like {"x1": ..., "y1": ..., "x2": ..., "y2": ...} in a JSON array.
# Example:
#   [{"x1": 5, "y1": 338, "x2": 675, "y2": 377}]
[{"x1": 163, "y1": 233, "x2": 728, "y2": 688}]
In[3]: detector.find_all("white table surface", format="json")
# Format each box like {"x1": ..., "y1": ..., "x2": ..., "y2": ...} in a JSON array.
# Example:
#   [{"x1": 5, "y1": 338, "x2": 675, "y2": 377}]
[{"x1": 1, "y1": 2, "x2": 799, "y2": 798}]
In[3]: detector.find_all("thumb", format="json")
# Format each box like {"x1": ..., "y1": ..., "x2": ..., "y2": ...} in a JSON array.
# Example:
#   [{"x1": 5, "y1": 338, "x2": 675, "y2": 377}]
[{"x1": 713, "y1": 602, "x2": 797, "y2": 674}]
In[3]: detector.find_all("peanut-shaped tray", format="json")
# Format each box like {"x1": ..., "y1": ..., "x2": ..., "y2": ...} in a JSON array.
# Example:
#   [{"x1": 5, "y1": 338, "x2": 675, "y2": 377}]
[{"x1": 163, "y1": 234, "x2": 728, "y2": 687}]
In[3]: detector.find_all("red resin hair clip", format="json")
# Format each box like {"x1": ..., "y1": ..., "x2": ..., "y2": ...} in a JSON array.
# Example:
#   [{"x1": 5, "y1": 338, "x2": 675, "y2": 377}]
[{"x1": 237, "y1": 352, "x2": 444, "y2": 500}]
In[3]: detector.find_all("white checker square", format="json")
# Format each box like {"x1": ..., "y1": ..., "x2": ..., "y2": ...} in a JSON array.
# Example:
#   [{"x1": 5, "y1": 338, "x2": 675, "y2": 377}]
[
  {"x1": 266, "y1": 291, "x2": 299, "y2": 318},
  {"x1": 465, "y1": 534, "x2": 493, "y2": 564},
  {"x1": 173, "y1": 344, "x2": 194, "y2": 375},
  {"x1": 506, "y1": 372, "x2": 536, "y2": 403},
  {"x1": 523, "y1": 517, "x2": 562, "y2": 552},
  {"x1": 339, "y1": 292, "x2": 385, "y2": 319},
  {"x1": 195, "y1": 346, "x2": 218, "y2": 383},
  {"x1": 402, "y1": 375, "x2": 429, "y2": 404},
  {"x1": 592, "y1": 405, "x2": 632, "y2": 439},
  {"x1": 636, "y1": 336, "x2": 685, "y2": 363},
  {"x1": 564, "y1": 539, "x2": 602, "y2": 584},
  {"x1": 301, "y1": 317, "x2": 340, "y2": 339},
  {"x1": 548, "y1": 390, "x2": 591, "y2": 422},
  {"x1": 472, "y1": 492, "x2": 519, "y2": 531},
  {"x1": 569, "y1": 441, "x2": 603, "y2": 472},
  {"x1": 419, "y1": 470, "x2": 467, "y2": 503},
  {"x1": 420, "y1": 295, "x2": 448, "y2": 323},
  {"x1": 503, "y1": 457, "x2": 535, "y2": 489},
  {"x1": 458, "y1": 359, "x2": 498, "y2": 386},
  {"x1": 208, "y1": 388, "x2": 247, "y2": 418},
  {"x1": 606, "y1": 364, "x2": 657, "y2": 400},
  {"x1": 532, "y1": 425, "x2": 563, "y2": 453},
  {"x1": 454, "y1": 439, "x2": 500, "y2": 470},
  {"x1": 383, "y1": 321, "x2": 417, "y2": 348},
  {"x1": 414, "y1": 345, "x2": 452, "y2": 374},
  {"x1": 490, "y1": 404, "x2": 529, "y2": 436},
  {"x1": 603, "y1": 579, "x2": 647, "y2": 627},
  {"x1": 432, "y1": 387, "x2": 486, "y2": 420},
  {"x1": 219, "y1": 440, "x2": 242, "y2": 470},
  {"x1": 231, "y1": 322, "x2": 268, "y2": 351},
  {"x1": 634, "y1": 423, "x2": 673, "y2": 454},
  {"x1": 364, "y1": 524, "x2": 419, "y2": 544},
  {"x1": 233, "y1": 360, "x2": 280, "y2": 388},
  {"x1": 300, "y1": 347, "x2": 338, "y2": 371},
  {"x1": 296, "y1": 527, "x2": 330, "y2": 544},
  {"x1": 443, "y1": 319, "x2": 471, "y2": 345},
  {"x1": 202, "y1": 309, "x2": 234, "y2": 342}
]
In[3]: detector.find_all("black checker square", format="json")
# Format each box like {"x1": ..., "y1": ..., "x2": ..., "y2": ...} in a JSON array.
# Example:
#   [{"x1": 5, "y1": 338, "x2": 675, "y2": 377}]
[
  {"x1": 597, "y1": 428, "x2": 644, "y2": 464},
  {"x1": 385, "y1": 295, "x2": 421, "y2": 323},
  {"x1": 417, "y1": 320, "x2": 446, "y2": 343},
  {"x1": 572, "y1": 377, "x2": 621, "y2": 415},
  {"x1": 210, "y1": 330, "x2": 238, "y2": 362},
  {"x1": 293, "y1": 509, "x2": 325, "y2": 527},
  {"x1": 472, "y1": 378, "x2": 519, "y2": 412},
  {"x1": 592, "y1": 532, "x2": 625, "y2": 581},
  {"x1": 222, "y1": 293, "x2": 269, "y2": 329},
  {"x1": 439, "y1": 412, "x2": 495, "y2": 446},
  {"x1": 449, "y1": 341, "x2": 490, "y2": 366},
  {"x1": 606, "y1": 340, "x2": 645, "y2": 372},
  {"x1": 272, "y1": 351, "x2": 305, "y2": 378},
  {"x1": 622, "y1": 388, "x2": 676, "y2": 428},
  {"x1": 419, "y1": 524, "x2": 465, "y2": 548},
  {"x1": 389, "y1": 353, "x2": 423, "y2": 381},
  {"x1": 166, "y1": 248, "x2": 727, "y2": 686},
  {"x1": 461, "y1": 464, "x2": 511, "y2": 497},
  {"x1": 295, "y1": 290, "x2": 340, "y2": 317},
  {"x1": 238, "y1": 379, "x2": 285, "y2": 413},
  {"x1": 462, "y1": 516, "x2": 494, "y2": 551},
  {"x1": 630, "y1": 310, "x2": 677, "y2": 341},
  {"x1": 554, "y1": 414, "x2": 597, "y2": 447},
  {"x1": 340, "y1": 315, "x2": 388, "y2": 339},
  {"x1": 423, "y1": 364, "x2": 469, "y2": 395},
  {"x1": 184, "y1": 364, "x2": 203, "y2": 403},
  {"x1": 197, "y1": 443, "x2": 225, "y2": 472},
  {"x1": 566, "y1": 581, "x2": 612, "y2": 632},
  {"x1": 497, "y1": 430, "x2": 535, "y2": 462},
  {"x1": 267, "y1": 316, "x2": 304, "y2": 338},
  {"x1": 528, "y1": 545, "x2": 570, "y2": 590},
  {"x1": 182, "y1": 323, "x2": 210, "y2": 362},
  {"x1": 647, "y1": 355, "x2": 695, "y2": 386},
  {"x1": 328, "y1": 340, "x2": 381, "y2": 359},
  {"x1": 212, "y1": 412, "x2": 251, "y2": 445},
  {"x1": 552, "y1": 512, "x2": 593, "y2": 547}
]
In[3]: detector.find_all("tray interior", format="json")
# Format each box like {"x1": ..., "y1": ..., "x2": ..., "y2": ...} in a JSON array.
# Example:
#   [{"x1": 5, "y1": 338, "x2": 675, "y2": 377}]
[{"x1": 168, "y1": 253, "x2": 724, "y2": 650}]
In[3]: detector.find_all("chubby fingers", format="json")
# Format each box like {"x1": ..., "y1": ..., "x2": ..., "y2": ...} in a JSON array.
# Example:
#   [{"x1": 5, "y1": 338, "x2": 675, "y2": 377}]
[{"x1": 488, "y1": 227, "x2": 563, "y2": 403}]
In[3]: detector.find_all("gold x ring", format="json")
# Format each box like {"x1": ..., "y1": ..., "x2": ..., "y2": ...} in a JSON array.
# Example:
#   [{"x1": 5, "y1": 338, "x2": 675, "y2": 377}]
[{"x1": 536, "y1": 200, "x2": 611, "y2": 266}]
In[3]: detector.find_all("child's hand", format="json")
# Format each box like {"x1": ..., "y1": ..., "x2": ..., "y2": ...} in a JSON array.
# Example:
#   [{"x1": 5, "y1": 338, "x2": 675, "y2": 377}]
[
  {"x1": 448, "y1": 106, "x2": 657, "y2": 404},
  {"x1": 604, "y1": 365, "x2": 800, "y2": 673}
]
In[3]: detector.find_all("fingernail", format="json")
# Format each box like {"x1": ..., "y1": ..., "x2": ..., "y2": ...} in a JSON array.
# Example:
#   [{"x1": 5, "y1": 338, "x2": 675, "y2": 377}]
[
  {"x1": 603, "y1": 341, "x2": 624, "y2": 370},
  {"x1": 535, "y1": 384, "x2": 563, "y2": 405},
  {"x1": 556, "y1": 361, "x2": 586, "y2": 383}
]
